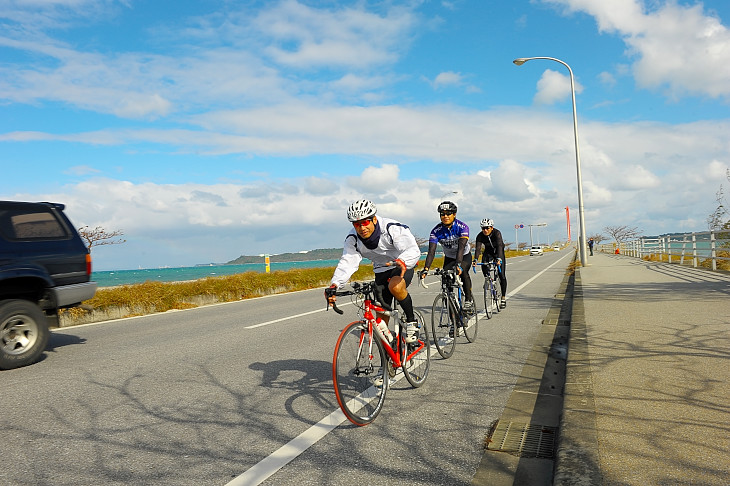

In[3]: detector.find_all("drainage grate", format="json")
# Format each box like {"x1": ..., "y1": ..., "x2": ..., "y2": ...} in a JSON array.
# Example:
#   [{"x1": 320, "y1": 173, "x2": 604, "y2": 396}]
[{"x1": 486, "y1": 421, "x2": 557, "y2": 458}]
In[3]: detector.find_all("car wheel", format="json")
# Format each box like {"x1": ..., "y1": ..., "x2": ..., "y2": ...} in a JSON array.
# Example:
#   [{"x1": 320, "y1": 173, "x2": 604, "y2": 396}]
[{"x1": 0, "y1": 300, "x2": 50, "y2": 370}]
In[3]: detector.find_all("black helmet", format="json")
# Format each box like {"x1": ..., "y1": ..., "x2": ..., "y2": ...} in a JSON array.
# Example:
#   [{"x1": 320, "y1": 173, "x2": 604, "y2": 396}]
[{"x1": 438, "y1": 201, "x2": 457, "y2": 214}]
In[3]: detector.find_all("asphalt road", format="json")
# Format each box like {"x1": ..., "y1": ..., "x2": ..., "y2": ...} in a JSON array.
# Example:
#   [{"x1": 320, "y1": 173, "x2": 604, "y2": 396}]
[{"x1": 1, "y1": 249, "x2": 574, "y2": 486}]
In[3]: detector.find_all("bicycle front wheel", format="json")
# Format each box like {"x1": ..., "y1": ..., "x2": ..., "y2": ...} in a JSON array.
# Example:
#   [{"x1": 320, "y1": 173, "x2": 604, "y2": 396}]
[
  {"x1": 431, "y1": 293, "x2": 456, "y2": 359},
  {"x1": 462, "y1": 296, "x2": 478, "y2": 343},
  {"x1": 493, "y1": 273, "x2": 502, "y2": 313},
  {"x1": 332, "y1": 321, "x2": 388, "y2": 426},
  {"x1": 401, "y1": 310, "x2": 430, "y2": 387},
  {"x1": 483, "y1": 279, "x2": 494, "y2": 319}
]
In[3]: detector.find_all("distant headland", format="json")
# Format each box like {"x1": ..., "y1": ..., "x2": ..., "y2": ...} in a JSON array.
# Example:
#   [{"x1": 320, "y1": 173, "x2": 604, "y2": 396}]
[{"x1": 226, "y1": 248, "x2": 343, "y2": 265}]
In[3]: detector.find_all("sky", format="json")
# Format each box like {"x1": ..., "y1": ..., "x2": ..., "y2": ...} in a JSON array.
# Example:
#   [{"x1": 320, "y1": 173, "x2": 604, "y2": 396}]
[{"x1": 2, "y1": 0, "x2": 730, "y2": 271}]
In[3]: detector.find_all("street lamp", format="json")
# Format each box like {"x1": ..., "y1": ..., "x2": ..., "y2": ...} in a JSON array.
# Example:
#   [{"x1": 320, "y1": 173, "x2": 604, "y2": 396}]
[{"x1": 514, "y1": 56, "x2": 588, "y2": 266}]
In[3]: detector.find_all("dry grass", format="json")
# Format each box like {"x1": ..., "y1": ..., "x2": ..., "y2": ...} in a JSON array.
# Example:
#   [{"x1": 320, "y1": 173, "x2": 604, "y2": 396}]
[
  {"x1": 59, "y1": 265, "x2": 375, "y2": 327},
  {"x1": 641, "y1": 250, "x2": 730, "y2": 271}
]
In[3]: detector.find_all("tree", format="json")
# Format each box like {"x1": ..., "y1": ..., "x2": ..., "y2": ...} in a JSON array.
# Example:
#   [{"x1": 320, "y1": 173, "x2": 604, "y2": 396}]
[
  {"x1": 707, "y1": 168, "x2": 730, "y2": 231},
  {"x1": 78, "y1": 226, "x2": 126, "y2": 251},
  {"x1": 603, "y1": 225, "x2": 642, "y2": 245},
  {"x1": 589, "y1": 233, "x2": 606, "y2": 244}
]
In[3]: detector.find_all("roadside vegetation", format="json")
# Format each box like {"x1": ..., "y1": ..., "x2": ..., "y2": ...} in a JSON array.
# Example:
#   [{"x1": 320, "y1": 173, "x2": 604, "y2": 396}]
[
  {"x1": 641, "y1": 250, "x2": 730, "y2": 271},
  {"x1": 60, "y1": 247, "x2": 552, "y2": 328},
  {"x1": 60, "y1": 257, "x2": 449, "y2": 327}
]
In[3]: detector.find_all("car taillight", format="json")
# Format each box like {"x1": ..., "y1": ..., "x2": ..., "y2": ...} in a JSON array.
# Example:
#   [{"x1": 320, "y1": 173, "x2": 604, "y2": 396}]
[{"x1": 86, "y1": 253, "x2": 92, "y2": 276}]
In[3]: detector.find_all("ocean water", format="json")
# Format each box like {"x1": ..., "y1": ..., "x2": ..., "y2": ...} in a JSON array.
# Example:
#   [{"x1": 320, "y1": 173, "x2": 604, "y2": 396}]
[{"x1": 93, "y1": 259, "x2": 341, "y2": 287}]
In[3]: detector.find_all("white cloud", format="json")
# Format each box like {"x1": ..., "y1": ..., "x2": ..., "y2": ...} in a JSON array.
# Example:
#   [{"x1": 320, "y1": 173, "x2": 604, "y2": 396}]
[
  {"x1": 534, "y1": 69, "x2": 584, "y2": 104},
  {"x1": 432, "y1": 71, "x2": 463, "y2": 88},
  {"x1": 488, "y1": 160, "x2": 534, "y2": 201},
  {"x1": 255, "y1": 0, "x2": 416, "y2": 69},
  {"x1": 598, "y1": 71, "x2": 616, "y2": 88},
  {"x1": 544, "y1": 0, "x2": 730, "y2": 100}
]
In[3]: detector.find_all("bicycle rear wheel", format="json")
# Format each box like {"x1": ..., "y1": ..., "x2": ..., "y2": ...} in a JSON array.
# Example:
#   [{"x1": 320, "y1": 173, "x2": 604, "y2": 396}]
[
  {"x1": 483, "y1": 279, "x2": 494, "y2": 319},
  {"x1": 462, "y1": 296, "x2": 478, "y2": 343},
  {"x1": 332, "y1": 321, "x2": 388, "y2": 426},
  {"x1": 431, "y1": 293, "x2": 456, "y2": 359},
  {"x1": 401, "y1": 310, "x2": 430, "y2": 387}
]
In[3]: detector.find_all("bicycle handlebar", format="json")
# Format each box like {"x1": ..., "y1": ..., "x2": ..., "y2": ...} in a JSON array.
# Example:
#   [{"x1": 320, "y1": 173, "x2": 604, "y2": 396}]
[
  {"x1": 325, "y1": 280, "x2": 392, "y2": 315},
  {"x1": 474, "y1": 259, "x2": 502, "y2": 268},
  {"x1": 418, "y1": 267, "x2": 462, "y2": 290}
]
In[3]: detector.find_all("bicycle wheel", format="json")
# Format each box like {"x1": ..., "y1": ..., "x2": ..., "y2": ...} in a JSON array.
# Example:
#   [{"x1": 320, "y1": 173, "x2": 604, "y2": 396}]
[
  {"x1": 401, "y1": 310, "x2": 430, "y2": 387},
  {"x1": 483, "y1": 279, "x2": 494, "y2": 319},
  {"x1": 492, "y1": 271, "x2": 502, "y2": 314},
  {"x1": 332, "y1": 321, "x2": 388, "y2": 426},
  {"x1": 462, "y1": 296, "x2": 478, "y2": 343},
  {"x1": 431, "y1": 293, "x2": 456, "y2": 359}
]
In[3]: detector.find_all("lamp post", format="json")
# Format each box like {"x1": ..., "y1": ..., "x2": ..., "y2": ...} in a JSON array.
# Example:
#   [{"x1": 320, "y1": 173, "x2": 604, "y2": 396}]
[
  {"x1": 514, "y1": 56, "x2": 587, "y2": 266},
  {"x1": 528, "y1": 222, "x2": 547, "y2": 247}
]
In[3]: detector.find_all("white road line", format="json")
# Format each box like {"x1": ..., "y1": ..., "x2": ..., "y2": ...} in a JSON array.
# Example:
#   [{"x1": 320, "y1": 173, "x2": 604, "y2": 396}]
[
  {"x1": 230, "y1": 252, "x2": 574, "y2": 485},
  {"x1": 244, "y1": 301, "x2": 353, "y2": 329},
  {"x1": 504, "y1": 252, "x2": 573, "y2": 301},
  {"x1": 225, "y1": 409, "x2": 348, "y2": 486}
]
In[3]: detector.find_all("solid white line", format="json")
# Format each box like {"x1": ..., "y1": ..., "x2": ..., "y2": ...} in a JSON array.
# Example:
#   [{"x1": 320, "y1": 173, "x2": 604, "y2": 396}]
[
  {"x1": 504, "y1": 252, "x2": 573, "y2": 301},
  {"x1": 229, "y1": 252, "x2": 573, "y2": 484},
  {"x1": 244, "y1": 301, "x2": 353, "y2": 329},
  {"x1": 225, "y1": 409, "x2": 348, "y2": 486}
]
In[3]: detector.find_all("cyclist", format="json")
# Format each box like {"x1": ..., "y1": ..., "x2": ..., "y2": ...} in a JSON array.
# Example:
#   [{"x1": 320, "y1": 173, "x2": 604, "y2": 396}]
[
  {"x1": 473, "y1": 218, "x2": 507, "y2": 308},
  {"x1": 419, "y1": 201, "x2": 474, "y2": 309},
  {"x1": 326, "y1": 199, "x2": 421, "y2": 343}
]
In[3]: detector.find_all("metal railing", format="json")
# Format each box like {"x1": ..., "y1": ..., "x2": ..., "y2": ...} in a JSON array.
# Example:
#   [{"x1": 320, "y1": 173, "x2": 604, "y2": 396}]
[{"x1": 598, "y1": 230, "x2": 730, "y2": 271}]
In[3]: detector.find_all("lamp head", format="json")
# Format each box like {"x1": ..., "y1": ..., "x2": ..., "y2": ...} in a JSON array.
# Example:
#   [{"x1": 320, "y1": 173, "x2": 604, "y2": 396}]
[{"x1": 513, "y1": 58, "x2": 528, "y2": 66}]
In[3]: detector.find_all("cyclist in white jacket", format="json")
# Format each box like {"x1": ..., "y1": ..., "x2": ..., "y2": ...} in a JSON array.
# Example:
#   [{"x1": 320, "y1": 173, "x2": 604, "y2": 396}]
[{"x1": 326, "y1": 199, "x2": 421, "y2": 343}]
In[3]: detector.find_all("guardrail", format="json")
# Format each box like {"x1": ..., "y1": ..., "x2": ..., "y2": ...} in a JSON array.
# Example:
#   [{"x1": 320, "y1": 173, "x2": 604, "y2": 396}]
[{"x1": 598, "y1": 230, "x2": 730, "y2": 271}]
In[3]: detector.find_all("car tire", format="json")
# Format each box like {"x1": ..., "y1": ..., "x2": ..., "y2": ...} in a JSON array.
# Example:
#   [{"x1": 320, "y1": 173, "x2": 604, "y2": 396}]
[{"x1": 0, "y1": 300, "x2": 50, "y2": 370}]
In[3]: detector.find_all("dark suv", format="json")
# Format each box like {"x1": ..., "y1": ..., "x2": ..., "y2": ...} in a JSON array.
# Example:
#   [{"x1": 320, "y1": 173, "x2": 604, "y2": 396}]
[{"x1": 0, "y1": 201, "x2": 97, "y2": 369}]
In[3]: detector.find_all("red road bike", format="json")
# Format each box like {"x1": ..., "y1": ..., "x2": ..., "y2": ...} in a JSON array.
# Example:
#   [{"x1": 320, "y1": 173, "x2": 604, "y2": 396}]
[{"x1": 326, "y1": 281, "x2": 430, "y2": 425}]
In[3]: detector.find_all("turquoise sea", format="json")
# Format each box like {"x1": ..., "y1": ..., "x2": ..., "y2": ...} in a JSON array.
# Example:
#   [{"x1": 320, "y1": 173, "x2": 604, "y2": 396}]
[{"x1": 93, "y1": 259, "x2": 341, "y2": 287}]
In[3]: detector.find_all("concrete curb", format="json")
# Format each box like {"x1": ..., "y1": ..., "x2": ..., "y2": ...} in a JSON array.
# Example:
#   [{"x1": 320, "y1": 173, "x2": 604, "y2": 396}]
[
  {"x1": 553, "y1": 265, "x2": 602, "y2": 485},
  {"x1": 472, "y1": 256, "x2": 576, "y2": 485}
]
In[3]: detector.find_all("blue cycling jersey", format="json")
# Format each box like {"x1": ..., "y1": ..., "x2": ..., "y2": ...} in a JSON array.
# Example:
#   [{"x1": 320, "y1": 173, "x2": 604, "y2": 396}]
[{"x1": 428, "y1": 219, "x2": 471, "y2": 259}]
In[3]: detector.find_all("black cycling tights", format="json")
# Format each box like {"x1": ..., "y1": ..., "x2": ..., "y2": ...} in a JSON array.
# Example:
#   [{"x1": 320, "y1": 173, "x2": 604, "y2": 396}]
[
  {"x1": 444, "y1": 253, "x2": 473, "y2": 302},
  {"x1": 374, "y1": 266, "x2": 416, "y2": 322}
]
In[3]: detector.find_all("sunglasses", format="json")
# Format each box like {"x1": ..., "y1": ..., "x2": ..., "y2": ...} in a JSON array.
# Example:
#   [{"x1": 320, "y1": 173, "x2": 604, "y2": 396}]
[
  {"x1": 352, "y1": 218, "x2": 374, "y2": 228},
  {"x1": 439, "y1": 211, "x2": 455, "y2": 216}
]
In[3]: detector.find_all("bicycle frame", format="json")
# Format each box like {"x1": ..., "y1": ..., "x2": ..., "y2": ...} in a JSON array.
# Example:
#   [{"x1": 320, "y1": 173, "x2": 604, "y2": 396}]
[
  {"x1": 437, "y1": 268, "x2": 465, "y2": 321},
  {"x1": 476, "y1": 260, "x2": 501, "y2": 283},
  {"x1": 362, "y1": 298, "x2": 425, "y2": 368},
  {"x1": 331, "y1": 282, "x2": 426, "y2": 369}
]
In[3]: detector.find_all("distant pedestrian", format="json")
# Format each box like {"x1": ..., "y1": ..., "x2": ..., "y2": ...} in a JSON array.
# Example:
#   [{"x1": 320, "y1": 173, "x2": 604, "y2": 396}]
[{"x1": 588, "y1": 237, "x2": 594, "y2": 256}]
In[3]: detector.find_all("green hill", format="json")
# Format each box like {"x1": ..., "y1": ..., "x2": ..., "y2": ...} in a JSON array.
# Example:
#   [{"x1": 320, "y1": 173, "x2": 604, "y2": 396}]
[{"x1": 226, "y1": 248, "x2": 342, "y2": 265}]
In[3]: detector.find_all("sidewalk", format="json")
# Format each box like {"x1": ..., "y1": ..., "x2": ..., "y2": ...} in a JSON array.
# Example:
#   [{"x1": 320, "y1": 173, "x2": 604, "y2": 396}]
[{"x1": 554, "y1": 253, "x2": 730, "y2": 485}]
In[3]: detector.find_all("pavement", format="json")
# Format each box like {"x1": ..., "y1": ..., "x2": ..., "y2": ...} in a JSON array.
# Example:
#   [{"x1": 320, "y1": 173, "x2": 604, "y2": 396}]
[{"x1": 473, "y1": 251, "x2": 730, "y2": 485}]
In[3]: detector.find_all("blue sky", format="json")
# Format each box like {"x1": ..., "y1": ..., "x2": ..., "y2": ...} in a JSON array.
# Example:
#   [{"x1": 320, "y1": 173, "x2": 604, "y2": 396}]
[{"x1": 2, "y1": 0, "x2": 730, "y2": 270}]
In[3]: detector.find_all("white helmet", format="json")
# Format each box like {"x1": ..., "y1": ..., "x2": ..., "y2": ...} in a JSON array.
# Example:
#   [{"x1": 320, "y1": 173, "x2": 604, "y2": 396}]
[
  {"x1": 480, "y1": 218, "x2": 494, "y2": 228},
  {"x1": 347, "y1": 199, "x2": 377, "y2": 222}
]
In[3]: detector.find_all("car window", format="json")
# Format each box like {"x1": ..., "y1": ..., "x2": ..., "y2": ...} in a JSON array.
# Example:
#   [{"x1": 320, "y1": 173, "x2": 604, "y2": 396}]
[{"x1": 0, "y1": 209, "x2": 69, "y2": 240}]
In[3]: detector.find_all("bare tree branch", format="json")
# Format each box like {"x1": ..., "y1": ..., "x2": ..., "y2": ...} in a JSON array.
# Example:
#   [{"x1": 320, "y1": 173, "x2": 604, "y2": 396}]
[
  {"x1": 78, "y1": 226, "x2": 126, "y2": 251},
  {"x1": 707, "y1": 168, "x2": 730, "y2": 231},
  {"x1": 603, "y1": 225, "x2": 642, "y2": 244}
]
